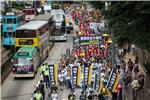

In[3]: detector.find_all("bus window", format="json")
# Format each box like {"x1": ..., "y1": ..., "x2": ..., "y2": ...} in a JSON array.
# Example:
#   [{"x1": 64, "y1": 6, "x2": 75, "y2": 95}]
[
  {"x1": 23, "y1": 10, "x2": 26, "y2": 14},
  {"x1": 16, "y1": 30, "x2": 36, "y2": 38},
  {"x1": 14, "y1": 18, "x2": 16, "y2": 24},
  {"x1": 8, "y1": 32, "x2": 12, "y2": 37},
  {"x1": 7, "y1": 18, "x2": 13, "y2": 24},
  {"x1": 13, "y1": 32, "x2": 15, "y2": 37},
  {"x1": 31, "y1": 10, "x2": 34, "y2": 14},
  {"x1": 3, "y1": 18, "x2": 7, "y2": 23},
  {"x1": 3, "y1": 32, "x2": 7, "y2": 38},
  {"x1": 19, "y1": 16, "x2": 24, "y2": 23}
]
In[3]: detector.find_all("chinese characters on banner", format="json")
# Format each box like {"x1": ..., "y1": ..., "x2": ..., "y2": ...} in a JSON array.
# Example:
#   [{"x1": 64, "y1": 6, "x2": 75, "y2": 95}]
[{"x1": 48, "y1": 64, "x2": 58, "y2": 87}]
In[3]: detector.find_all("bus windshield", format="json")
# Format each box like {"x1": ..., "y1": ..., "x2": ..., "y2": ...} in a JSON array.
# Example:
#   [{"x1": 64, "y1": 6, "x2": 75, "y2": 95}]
[
  {"x1": 14, "y1": 58, "x2": 32, "y2": 66},
  {"x1": 53, "y1": 27, "x2": 65, "y2": 36},
  {"x1": 3, "y1": 18, "x2": 16, "y2": 24},
  {"x1": 7, "y1": 18, "x2": 13, "y2": 24},
  {"x1": 53, "y1": 14, "x2": 64, "y2": 23},
  {"x1": 16, "y1": 30, "x2": 36, "y2": 38},
  {"x1": 23, "y1": 9, "x2": 35, "y2": 15}
]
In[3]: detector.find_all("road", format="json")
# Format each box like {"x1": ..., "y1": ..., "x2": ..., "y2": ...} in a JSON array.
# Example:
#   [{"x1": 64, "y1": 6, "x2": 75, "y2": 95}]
[
  {"x1": 1, "y1": 29, "x2": 76, "y2": 100},
  {"x1": 1, "y1": 5, "x2": 79, "y2": 100},
  {"x1": 1, "y1": 33, "x2": 74, "y2": 100}
]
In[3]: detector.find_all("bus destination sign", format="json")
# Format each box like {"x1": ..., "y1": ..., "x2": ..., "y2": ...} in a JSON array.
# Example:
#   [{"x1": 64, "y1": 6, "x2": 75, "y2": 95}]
[{"x1": 18, "y1": 52, "x2": 28, "y2": 56}]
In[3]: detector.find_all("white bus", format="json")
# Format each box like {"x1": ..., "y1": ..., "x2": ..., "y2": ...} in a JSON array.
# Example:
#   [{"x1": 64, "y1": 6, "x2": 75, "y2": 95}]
[{"x1": 52, "y1": 13, "x2": 67, "y2": 42}]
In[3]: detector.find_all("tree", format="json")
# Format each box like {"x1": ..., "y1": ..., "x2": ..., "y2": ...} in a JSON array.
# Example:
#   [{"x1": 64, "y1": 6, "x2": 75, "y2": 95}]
[{"x1": 92, "y1": 1, "x2": 150, "y2": 51}]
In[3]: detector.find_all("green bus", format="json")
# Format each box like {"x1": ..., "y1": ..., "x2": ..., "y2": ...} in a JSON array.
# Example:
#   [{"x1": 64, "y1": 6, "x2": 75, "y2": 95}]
[{"x1": 12, "y1": 46, "x2": 39, "y2": 78}]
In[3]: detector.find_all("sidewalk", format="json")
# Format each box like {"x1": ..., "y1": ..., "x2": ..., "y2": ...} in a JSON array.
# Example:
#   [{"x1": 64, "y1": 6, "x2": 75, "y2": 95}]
[{"x1": 124, "y1": 53, "x2": 150, "y2": 100}]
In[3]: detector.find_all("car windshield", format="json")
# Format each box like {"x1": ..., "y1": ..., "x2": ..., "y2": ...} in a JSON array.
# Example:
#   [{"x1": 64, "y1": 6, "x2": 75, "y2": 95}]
[{"x1": 15, "y1": 58, "x2": 32, "y2": 66}]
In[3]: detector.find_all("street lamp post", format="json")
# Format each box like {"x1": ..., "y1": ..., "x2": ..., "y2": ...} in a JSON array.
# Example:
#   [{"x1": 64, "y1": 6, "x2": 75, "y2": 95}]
[{"x1": 112, "y1": 33, "x2": 115, "y2": 70}]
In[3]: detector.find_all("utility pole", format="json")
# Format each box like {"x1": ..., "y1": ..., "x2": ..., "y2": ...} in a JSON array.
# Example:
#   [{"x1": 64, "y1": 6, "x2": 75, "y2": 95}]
[{"x1": 112, "y1": 32, "x2": 115, "y2": 70}]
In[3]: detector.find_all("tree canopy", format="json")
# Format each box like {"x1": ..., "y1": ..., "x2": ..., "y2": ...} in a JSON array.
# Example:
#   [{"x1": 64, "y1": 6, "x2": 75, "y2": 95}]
[{"x1": 92, "y1": 1, "x2": 150, "y2": 51}]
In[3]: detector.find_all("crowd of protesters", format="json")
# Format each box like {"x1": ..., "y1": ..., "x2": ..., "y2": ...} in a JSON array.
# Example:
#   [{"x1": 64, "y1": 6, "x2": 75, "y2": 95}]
[{"x1": 32, "y1": 2, "x2": 145, "y2": 100}]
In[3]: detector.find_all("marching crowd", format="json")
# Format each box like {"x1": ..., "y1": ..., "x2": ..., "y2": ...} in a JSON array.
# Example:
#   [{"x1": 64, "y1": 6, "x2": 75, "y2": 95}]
[{"x1": 32, "y1": 3, "x2": 145, "y2": 100}]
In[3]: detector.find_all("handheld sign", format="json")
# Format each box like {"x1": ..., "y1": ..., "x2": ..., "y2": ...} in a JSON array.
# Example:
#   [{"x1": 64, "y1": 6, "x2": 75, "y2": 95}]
[
  {"x1": 106, "y1": 70, "x2": 120, "y2": 92},
  {"x1": 94, "y1": 73, "x2": 100, "y2": 92},
  {"x1": 72, "y1": 66, "x2": 78, "y2": 87},
  {"x1": 48, "y1": 64, "x2": 58, "y2": 87},
  {"x1": 83, "y1": 63, "x2": 92, "y2": 86}
]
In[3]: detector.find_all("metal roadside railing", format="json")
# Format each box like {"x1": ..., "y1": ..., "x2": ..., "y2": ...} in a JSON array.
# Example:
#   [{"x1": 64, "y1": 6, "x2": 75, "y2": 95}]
[{"x1": 1, "y1": 48, "x2": 16, "y2": 83}]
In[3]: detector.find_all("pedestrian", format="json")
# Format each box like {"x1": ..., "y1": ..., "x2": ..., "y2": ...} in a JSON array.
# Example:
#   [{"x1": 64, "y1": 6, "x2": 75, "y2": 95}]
[
  {"x1": 123, "y1": 48, "x2": 126, "y2": 58},
  {"x1": 79, "y1": 91, "x2": 86, "y2": 100},
  {"x1": 43, "y1": 68, "x2": 50, "y2": 88},
  {"x1": 98, "y1": 92, "x2": 104, "y2": 100},
  {"x1": 51, "y1": 90, "x2": 58, "y2": 100},
  {"x1": 68, "y1": 92, "x2": 76, "y2": 100},
  {"x1": 135, "y1": 56, "x2": 139, "y2": 64},
  {"x1": 133, "y1": 62, "x2": 139, "y2": 75},
  {"x1": 112, "y1": 90, "x2": 117, "y2": 100},
  {"x1": 40, "y1": 63, "x2": 46, "y2": 80},
  {"x1": 138, "y1": 72, "x2": 145, "y2": 93},
  {"x1": 58, "y1": 71, "x2": 64, "y2": 91},
  {"x1": 121, "y1": 59, "x2": 126, "y2": 72},
  {"x1": 38, "y1": 80, "x2": 45, "y2": 100},
  {"x1": 33, "y1": 88, "x2": 43, "y2": 100},
  {"x1": 128, "y1": 59, "x2": 133, "y2": 73},
  {"x1": 65, "y1": 70, "x2": 72, "y2": 90},
  {"x1": 131, "y1": 77, "x2": 140, "y2": 100},
  {"x1": 116, "y1": 58, "x2": 121, "y2": 72},
  {"x1": 101, "y1": 85, "x2": 109, "y2": 100},
  {"x1": 88, "y1": 91, "x2": 93, "y2": 100}
]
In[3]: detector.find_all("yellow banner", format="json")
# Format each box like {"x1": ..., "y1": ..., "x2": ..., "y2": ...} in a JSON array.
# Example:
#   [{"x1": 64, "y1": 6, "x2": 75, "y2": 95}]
[
  {"x1": 99, "y1": 80, "x2": 111, "y2": 96},
  {"x1": 112, "y1": 74, "x2": 120, "y2": 92},
  {"x1": 88, "y1": 66, "x2": 92, "y2": 85},
  {"x1": 77, "y1": 66, "x2": 81, "y2": 86},
  {"x1": 54, "y1": 64, "x2": 58, "y2": 86},
  {"x1": 99, "y1": 80, "x2": 103, "y2": 94}
]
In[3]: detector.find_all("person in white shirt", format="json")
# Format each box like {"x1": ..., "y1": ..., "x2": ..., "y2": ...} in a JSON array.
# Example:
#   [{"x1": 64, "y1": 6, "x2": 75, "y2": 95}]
[
  {"x1": 58, "y1": 72, "x2": 63, "y2": 91},
  {"x1": 132, "y1": 77, "x2": 140, "y2": 100},
  {"x1": 51, "y1": 90, "x2": 58, "y2": 100},
  {"x1": 65, "y1": 70, "x2": 72, "y2": 90}
]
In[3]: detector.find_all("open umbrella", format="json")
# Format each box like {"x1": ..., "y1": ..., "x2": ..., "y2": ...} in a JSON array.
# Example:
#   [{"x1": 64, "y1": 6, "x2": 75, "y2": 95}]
[
  {"x1": 80, "y1": 53, "x2": 85, "y2": 57},
  {"x1": 102, "y1": 33, "x2": 109, "y2": 37}
]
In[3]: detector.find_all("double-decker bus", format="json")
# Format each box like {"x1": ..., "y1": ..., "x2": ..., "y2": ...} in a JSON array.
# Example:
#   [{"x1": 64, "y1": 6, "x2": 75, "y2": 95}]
[
  {"x1": 31, "y1": 14, "x2": 55, "y2": 48},
  {"x1": 23, "y1": 6, "x2": 36, "y2": 22},
  {"x1": 13, "y1": 20, "x2": 50, "y2": 77},
  {"x1": 52, "y1": 13, "x2": 67, "y2": 41},
  {"x1": 2, "y1": 12, "x2": 25, "y2": 48}
]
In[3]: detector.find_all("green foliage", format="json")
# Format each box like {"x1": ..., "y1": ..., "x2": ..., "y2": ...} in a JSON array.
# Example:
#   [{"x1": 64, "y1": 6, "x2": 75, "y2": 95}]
[
  {"x1": 90, "y1": 1, "x2": 105, "y2": 9},
  {"x1": 92, "y1": 1, "x2": 150, "y2": 51}
]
